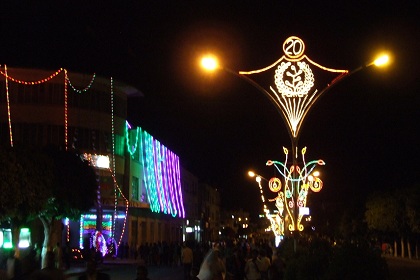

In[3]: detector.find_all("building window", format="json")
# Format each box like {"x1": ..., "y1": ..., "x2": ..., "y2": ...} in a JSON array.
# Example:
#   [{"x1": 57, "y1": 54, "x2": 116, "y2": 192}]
[
  {"x1": 132, "y1": 176, "x2": 139, "y2": 200},
  {"x1": 115, "y1": 134, "x2": 125, "y2": 156}
]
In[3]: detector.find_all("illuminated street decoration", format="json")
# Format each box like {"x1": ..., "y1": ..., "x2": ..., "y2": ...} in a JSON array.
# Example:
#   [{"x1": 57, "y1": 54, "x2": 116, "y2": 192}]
[
  {"x1": 66, "y1": 72, "x2": 96, "y2": 93},
  {"x1": 125, "y1": 121, "x2": 140, "y2": 158},
  {"x1": 64, "y1": 70, "x2": 96, "y2": 151},
  {"x1": 3, "y1": 65, "x2": 13, "y2": 147},
  {"x1": 252, "y1": 147, "x2": 324, "y2": 237},
  {"x1": 1, "y1": 65, "x2": 64, "y2": 147},
  {"x1": 239, "y1": 36, "x2": 348, "y2": 139},
  {"x1": 0, "y1": 66, "x2": 185, "y2": 248},
  {"x1": 140, "y1": 130, "x2": 185, "y2": 218},
  {"x1": 266, "y1": 147, "x2": 324, "y2": 232},
  {"x1": 125, "y1": 123, "x2": 185, "y2": 217},
  {"x1": 254, "y1": 176, "x2": 285, "y2": 238},
  {"x1": 79, "y1": 213, "x2": 126, "y2": 255},
  {"x1": 82, "y1": 153, "x2": 129, "y2": 250}
]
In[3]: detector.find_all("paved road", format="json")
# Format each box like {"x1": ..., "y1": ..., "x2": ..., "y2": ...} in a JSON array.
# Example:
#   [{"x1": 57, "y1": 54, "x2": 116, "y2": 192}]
[
  {"x1": 64, "y1": 256, "x2": 420, "y2": 280},
  {"x1": 66, "y1": 261, "x2": 184, "y2": 280},
  {"x1": 386, "y1": 256, "x2": 420, "y2": 280}
]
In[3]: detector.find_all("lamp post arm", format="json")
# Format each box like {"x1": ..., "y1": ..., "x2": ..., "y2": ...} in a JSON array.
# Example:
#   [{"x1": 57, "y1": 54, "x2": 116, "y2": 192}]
[
  {"x1": 221, "y1": 67, "x2": 294, "y2": 142},
  {"x1": 297, "y1": 62, "x2": 373, "y2": 139}
]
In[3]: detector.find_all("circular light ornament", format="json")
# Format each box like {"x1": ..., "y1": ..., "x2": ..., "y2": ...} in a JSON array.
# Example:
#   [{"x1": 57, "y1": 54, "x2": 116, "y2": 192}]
[
  {"x1": 275, "y1": 61, "x2": 314, "y2": 97},
  {"x1": 269, "y1": 177, "x2": 282, "y2": 192},
  {"x1": 283, "y1": 36, "x2": 305, "y2": 59},
  {"x1": 310, "y1": 177, "x2": 323, "y2": 192}
]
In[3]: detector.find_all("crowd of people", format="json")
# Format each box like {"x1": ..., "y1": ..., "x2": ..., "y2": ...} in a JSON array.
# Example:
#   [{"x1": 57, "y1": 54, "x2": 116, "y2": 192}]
[
  {"x1": 126, "y1": 238, "x2": 285, "y2": 280},
  {"x1": 0, "y1": 238, "x2": 284, "y2": 279},
  {"x1": 114, "y1": 238, "x2": 286, "y2": 280},
  {"x1": 180, "y1": 238, "x2": 285, "y2": 280}
]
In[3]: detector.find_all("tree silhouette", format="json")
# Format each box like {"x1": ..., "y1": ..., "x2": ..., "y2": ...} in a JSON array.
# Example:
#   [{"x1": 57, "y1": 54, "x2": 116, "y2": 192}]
[
  {"x1": 38, "y1": 146, "x2": 97, "y2": 267},
  {"x1": 0, "y1": 145, "x2": 53, "y2": 257}
]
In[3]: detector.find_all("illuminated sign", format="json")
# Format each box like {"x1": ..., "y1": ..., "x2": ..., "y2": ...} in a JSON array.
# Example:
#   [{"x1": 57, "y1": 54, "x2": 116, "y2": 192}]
[{"x1": 239, "y1": 36, "x2": 348, "y2": 139}]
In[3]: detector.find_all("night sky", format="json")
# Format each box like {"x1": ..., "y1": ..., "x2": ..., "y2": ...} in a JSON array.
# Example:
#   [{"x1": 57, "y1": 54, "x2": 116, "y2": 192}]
[{"x1": 1, "y1": 1, "x2": 419, "y2": 218}]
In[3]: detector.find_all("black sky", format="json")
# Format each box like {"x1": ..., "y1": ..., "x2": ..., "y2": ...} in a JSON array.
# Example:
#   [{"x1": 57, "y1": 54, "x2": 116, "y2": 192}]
[{"x1": 1, "y1": 1, "x2": 419, "y2": 217}]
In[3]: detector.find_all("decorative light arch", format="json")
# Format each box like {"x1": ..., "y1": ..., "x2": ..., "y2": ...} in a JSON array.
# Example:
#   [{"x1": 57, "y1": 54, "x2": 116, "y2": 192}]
[{"x1": 239, "y1": 36, "x2": 348, "y2": 139}]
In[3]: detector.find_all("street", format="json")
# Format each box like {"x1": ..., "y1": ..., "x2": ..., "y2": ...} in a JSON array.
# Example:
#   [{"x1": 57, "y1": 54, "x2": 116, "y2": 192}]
[
  {"x1": 64, "y1": 256, "x2": 420, "y2": 280},
  {"x1": 66, "y1": 261, "x2": 184, "y2": 280},
  {"x1": 386, "y1": 256, "x2": 420, "y2": 280}
]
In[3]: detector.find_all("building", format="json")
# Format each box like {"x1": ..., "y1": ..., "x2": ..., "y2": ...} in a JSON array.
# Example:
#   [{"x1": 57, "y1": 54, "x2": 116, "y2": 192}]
[
  {"x1": 199, "y1": 183, "x2": 221, "y2": 241},
  {"x1": 0, "y1": 66, "x2": 187, "y2": 254}
]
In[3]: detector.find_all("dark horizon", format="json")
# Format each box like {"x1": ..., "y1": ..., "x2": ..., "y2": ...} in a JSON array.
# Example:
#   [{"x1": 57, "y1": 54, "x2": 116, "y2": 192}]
[{"x1": 1, "y1": 1, "x2": 418, "y2": 218}]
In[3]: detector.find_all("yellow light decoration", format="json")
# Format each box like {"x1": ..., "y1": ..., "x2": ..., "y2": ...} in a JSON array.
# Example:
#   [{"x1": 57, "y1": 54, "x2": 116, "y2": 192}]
[
  {"x1": 261, "y1": 148, "x2": 324, "y2": 233},
  {"x1": 0, "y1": 67, "x2": 63, "y2": 84},
  {"x1": 268, "y1": 177, "x2": 282, "y2": 192},
  {"x1": 309, "y1": 177, "x2": 323, "y2": 192},
  {"x1": 282, "y1": 36, "x2": 305, "y2": 59},
  {"x1": 238, "y1": 54, "x2": 348, "y2": 75},
  {"x1": 4, "y1": 65, "x2": 13, "y2": 147},
  {"x1": 254, "y1": 175, "x2": 285, "y2": 237},
  {"x1": 237, "y1": 36, "x2": 348, "y2": 139},
  {"x1": 1, "y1": 66, "x2": 67, "y2": 147}
]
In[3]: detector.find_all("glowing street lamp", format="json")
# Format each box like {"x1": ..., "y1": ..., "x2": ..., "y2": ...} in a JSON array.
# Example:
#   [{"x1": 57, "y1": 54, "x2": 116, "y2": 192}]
[
  {"x1": 373, "y1": 54, "x2": 390, "y2": 67},
  {"x1": 201, "y1": 56, "x2": 219, "y2": 71},
  {"x1": 201, "y1": 36, "x2": 390, "y2": 239}
]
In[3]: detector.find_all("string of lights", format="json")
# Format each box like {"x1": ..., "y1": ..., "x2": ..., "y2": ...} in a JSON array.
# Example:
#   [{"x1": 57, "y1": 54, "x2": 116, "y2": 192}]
[
  {"x1": 3, "y1": 65, "x2": 13, "y2": 147},
  {"x1": 125, "y1": 121, "x2": 140, "y2": 159},
  {"x1": 65, "y1": 72, "x2": 96, "y2": 93},
  {"x1": 0, "y1": 67, "x2": 63, "y2": 84},
  {"x1": 110, "y1": 77, "x2": 117, "y2": 247},
  {"x1": 108, "y1": 168, "x2": 129, "y2": 248}
]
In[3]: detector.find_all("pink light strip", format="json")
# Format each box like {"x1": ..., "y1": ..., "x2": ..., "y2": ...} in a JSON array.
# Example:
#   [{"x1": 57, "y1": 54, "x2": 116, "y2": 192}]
[{"x1": 64, "y1": 70, "x2": 68, "y2": 150}]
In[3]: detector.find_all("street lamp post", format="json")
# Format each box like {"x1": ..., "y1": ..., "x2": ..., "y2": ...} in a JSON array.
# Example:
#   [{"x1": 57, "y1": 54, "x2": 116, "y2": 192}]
[{"x1": 201, "y1": 36, "x2": 389, "y2": 243}]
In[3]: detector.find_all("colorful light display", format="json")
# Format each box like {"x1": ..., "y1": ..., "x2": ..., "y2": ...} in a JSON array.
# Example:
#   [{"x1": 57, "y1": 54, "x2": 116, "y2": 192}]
[
  {"x1": 1, "y1": 66, "x2": 185, "y2": 252},
  {"x1": 237, "y1": 37, "x2": 346, "y2": 236},
  {"x1": 125, "y1": 121, "x2": 140, "y2": 159},
  {"x1": 252, "y1": 147, "x2": 324, "y2": 237},
  {"x1": 125, "y1": 125, "x2": 185, "y2": 218},
  {"x1": 79, "y1": 213, "x2": 126, "y2": 256}
]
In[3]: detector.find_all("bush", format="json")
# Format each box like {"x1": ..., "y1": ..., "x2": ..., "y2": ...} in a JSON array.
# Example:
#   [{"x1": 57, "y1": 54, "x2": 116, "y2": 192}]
[
  {"x1": 324, "y1": 242, "x2": 389, "y2": 280},
  {"x1": 277, "y1": 238, "x2": 389, "y2": 280}
]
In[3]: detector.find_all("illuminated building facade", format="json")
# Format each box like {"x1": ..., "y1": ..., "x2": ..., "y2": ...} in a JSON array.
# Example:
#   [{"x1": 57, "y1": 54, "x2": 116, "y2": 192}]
[{"x1": 0, "y1": 67, "x2": 186, "y2": 252}]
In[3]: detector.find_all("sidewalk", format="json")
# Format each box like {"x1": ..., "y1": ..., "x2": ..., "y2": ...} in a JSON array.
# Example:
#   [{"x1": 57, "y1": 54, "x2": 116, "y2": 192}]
[
  {"x1": 65, "y1": 258, "x2": 184, "y2": 280},
  {"x1": 65, "y1": 257, "x2": 139, "y2": 278}
]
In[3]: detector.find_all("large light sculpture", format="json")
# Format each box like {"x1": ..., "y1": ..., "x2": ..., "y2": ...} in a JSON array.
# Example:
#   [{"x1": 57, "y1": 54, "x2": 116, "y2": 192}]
[
  {"x1": 249, "y1": 147, "x2": 324, "y2": 240},
  {"x1": 201, "y1": 36, "x2": 389, "y2": 237}
]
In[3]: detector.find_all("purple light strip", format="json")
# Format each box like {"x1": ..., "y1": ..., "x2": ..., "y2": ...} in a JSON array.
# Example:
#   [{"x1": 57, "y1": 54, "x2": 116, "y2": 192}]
[
  {"x1": 173, "y1": 152, "x2": 185, "y2": 217},
  {"x1": 152, "y1": 139, "x2": 165, "y2": 212},
  {"x1": 166, "y1": 148, "x2": 177, "y2": 216}
]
